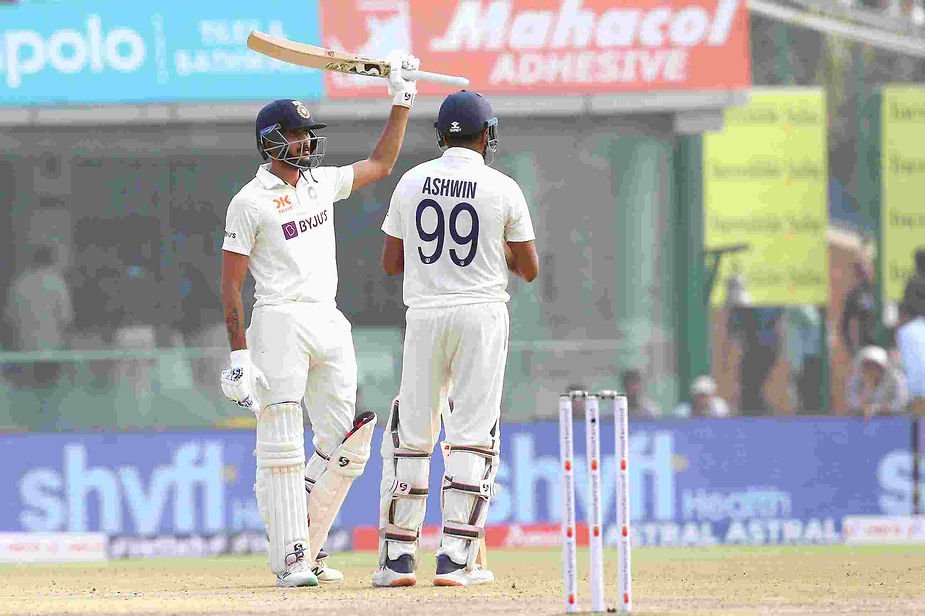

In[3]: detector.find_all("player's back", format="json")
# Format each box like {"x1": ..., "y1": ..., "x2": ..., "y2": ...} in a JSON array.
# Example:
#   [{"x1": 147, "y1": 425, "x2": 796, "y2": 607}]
[{"x1": 383, "y1": 147, "x2": 534, "y2": 309}]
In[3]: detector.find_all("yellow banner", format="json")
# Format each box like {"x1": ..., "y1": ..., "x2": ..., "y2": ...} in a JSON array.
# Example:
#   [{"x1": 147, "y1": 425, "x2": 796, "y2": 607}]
[
  {"x1": 704, "y1": 88, "x2": 829, "y2": 306},
  {"x1": 881, "y1": 86, "x2": 925, "y2": 303}
]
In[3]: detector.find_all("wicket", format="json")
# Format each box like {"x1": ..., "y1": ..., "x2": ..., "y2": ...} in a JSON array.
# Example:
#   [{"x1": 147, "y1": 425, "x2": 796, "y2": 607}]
[{"x1": 559, "y1": 390, "x2": 632, "y2": 614}]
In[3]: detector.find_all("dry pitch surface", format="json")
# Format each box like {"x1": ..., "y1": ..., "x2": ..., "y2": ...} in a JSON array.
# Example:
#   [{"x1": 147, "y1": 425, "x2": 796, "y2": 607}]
[{"x1": 1, "y1": 545, "x2": 923, "y2": 616}]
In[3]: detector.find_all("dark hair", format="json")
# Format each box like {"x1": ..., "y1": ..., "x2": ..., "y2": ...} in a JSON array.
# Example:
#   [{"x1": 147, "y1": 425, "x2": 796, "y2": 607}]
[
  {"x1": 621, "y1": 369, "x2": 642, "y2": 383},
  {"x1": 916, "y1": 249, "x2": 925, "y2": 274},
  {"x1": 443, "y1": 130, "x2": 484, "y2": 149}
]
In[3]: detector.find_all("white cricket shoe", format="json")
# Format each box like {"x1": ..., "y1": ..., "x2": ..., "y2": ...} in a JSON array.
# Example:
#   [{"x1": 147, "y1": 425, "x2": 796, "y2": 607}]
[
  {"x1": 372, "y1": 554, "x2": 417, "y2": 587},
  {"x1": 276, "y1": 558, "x2": 319, "y2": 588},
  {"x1": 313, "y1": 558, "x2": 344, "y2": 583},
  {"x1": 433, "y1": 554, "x2": 494, "y2": 587}
]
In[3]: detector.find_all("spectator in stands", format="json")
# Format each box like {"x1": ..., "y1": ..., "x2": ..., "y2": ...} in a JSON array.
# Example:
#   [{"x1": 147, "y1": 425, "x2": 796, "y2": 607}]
[
  {"x1": 847, "y1": 345, "x2": 908, "y2": 419},
  {"x1": 672, "y1": 375, "x2": 730, "y2": 418},
  {"x1": 841, "y1": 261, "x2": 878, "y2": 356},
  {"x1": 738, "y1": 307, "x2": 783, "y2": 415},
  {"x1": 69, "y1": 243, "x2": 123, "y2": 333},
  {"x1": 897, "y1": 301, "x2": 925, "y2": 416},
  {"x1": 901, "y1": 248, "x2": 925, "y2": 319},
  {"x1": 621, "y1": 369, "x2": 660, "y2": 418},
  {"x1": 4, "y1": 245, "x2": 73, "y2": 388},
  {"x1": 176, "y1": 255, "x2": 226, "y2": 386},
  {"x1": 786, "y1": 305, "x2": 824, "y2": 413}
]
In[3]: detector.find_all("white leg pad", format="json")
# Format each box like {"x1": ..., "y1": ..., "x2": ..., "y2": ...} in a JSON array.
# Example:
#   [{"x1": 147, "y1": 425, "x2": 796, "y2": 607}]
[
  {"x1": 380, "y1": 447, "x2": 431, "y2": 565},
  {"x1": 305, "y1": 411, "x2": 377, "y2": 563},
  {"x1": 378, "y1": 398, "x2": 432, "y2": 568},
  {"x1": 378, "y1": 399, "x2": 400, "y2": 565},
  {"x1": 255, "y1": 402, "x2": 308, "y2": 575},
  {"x1": 439, "y1": 445, "x2": 498, "y2": 570}
]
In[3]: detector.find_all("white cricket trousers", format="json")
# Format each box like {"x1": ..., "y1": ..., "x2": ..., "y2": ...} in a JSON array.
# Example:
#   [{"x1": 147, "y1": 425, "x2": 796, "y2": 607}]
[
  {"x1": 247, "y1": 302, "x2": 357, "y2": 456},
  {"x1": 381, "y1": 302, "x2": 509, "y2": 561},
  {"x1": 397, "y1": 302, "x2": 509, "y2": 449}
]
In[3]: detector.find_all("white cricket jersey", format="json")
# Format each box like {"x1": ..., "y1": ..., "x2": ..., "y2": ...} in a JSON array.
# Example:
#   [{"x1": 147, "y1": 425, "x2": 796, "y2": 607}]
[
  {"x1": 382, "y1": 147, "x2": 535, "y2": 309},
  {"x1": 222, "y1": 163, "x2": 354, "y2": 308}
]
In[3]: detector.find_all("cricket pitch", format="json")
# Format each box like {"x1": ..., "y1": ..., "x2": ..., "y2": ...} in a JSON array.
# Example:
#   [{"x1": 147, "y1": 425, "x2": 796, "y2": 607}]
[{"x1": 1, "y1": 545, "x2": 923, "y2": 615}]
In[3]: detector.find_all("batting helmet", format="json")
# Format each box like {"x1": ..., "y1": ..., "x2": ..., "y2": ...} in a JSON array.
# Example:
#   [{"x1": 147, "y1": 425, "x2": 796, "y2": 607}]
[{"x1": 255, "y1": 99, "x2": 327, "y2": 170}]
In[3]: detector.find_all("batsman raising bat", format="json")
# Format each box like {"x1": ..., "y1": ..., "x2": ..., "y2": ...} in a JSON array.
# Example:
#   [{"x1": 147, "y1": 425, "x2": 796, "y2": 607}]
[
  {"x1": 219, "y1": 51, "x2": 419, "y2": 587},
  {"x1": 373, "y1": 91, "x2": 540, "y2": 588}
]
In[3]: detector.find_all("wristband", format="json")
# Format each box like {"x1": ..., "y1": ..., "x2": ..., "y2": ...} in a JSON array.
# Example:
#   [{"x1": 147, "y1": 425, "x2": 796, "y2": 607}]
[
  {"x1": 393, "y1": 89, "x2": 415, "y2": 108},
  {"x1": 230, "y1": 349, "x2": 251, "y2": 368}
]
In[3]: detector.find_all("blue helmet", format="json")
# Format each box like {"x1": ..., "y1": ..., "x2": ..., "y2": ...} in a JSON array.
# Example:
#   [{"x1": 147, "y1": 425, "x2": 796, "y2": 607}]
[
  {"x1": 434, "y1": 90, "x2": 499, "y2": 154},
  {"x1": 255, "y1": 99, "x2": 327, "y2": 170}
]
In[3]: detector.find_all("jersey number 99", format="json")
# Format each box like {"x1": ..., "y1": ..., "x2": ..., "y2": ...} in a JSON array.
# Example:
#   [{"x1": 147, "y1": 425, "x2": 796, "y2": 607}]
[{"x1": 415, "y1": 199, "x2": 479, "y2": 267}]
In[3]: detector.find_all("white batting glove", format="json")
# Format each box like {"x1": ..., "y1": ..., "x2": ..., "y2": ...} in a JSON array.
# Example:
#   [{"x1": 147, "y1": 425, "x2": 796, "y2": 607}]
[
  {"x1": 220, "y1": 349, "x2": 270, "y2": 414},
  {"x1": 387, "y1": 51, "x2": 419, "y2": 109}
]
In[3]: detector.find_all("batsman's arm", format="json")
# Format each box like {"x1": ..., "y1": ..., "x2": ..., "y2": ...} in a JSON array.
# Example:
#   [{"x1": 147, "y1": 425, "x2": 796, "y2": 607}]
[
  {"x1": 221, "y1": 250, "x2": 249, "y2": 351},
  {"x1": 352, "y1": 106, "x2": 410, "y2": 192}
]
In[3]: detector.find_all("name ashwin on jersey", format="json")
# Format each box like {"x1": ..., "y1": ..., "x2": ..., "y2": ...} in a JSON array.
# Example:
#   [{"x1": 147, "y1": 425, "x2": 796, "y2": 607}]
[{"x1": 422, "y1": 176, "x2": 478, "y2": 200}]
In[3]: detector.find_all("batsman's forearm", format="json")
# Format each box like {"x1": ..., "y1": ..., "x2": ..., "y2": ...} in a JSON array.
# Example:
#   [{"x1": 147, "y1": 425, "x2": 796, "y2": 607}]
[
  {"x1": 222, "y1": 290, "x2": 247, "y2": 351},
  {"x1": 369, "y1": 106, "x2": 410, "y2": 173}
]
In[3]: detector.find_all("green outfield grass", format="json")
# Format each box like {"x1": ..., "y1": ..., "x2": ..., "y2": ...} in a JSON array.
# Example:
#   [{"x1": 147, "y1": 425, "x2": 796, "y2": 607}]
[{"x1": 0, "y1": 545, "x2": 923, "y2": 615}]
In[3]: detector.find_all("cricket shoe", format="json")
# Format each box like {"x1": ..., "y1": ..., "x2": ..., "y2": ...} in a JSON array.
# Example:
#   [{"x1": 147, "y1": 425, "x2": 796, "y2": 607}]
[
  {"x1": 371, "y1": 554, "x2": 417, "y2": 587},
  {"x1": 312, "y1": 557, "x2": 344, "y2": 583},
  {"x1": 276, "y1": 558, "x2": 319, "y2": 588},
  {"x1": 433, "y1": 554, "x2": 494, "y2": 587}
]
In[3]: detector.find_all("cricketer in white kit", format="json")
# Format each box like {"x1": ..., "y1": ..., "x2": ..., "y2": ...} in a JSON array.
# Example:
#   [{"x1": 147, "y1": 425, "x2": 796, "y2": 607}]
[
  {"x1": 219, "y1": 52, "x2": 420, "y2": 588},
  {"x1": 373, "y1": 91, "x2": 540, "y2": 588}
]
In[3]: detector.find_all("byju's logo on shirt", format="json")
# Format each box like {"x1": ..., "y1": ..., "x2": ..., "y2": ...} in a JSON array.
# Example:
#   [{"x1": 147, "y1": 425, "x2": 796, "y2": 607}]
[
  {"x1": 281, "y1": 210, "x2": 330, "y2": 240},
  {"x1": 282, "y1": 221, "x2": 299, "y2": 240}
]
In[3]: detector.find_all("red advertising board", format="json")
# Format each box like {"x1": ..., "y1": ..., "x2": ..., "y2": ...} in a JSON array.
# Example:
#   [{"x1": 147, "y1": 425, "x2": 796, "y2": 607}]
[
  {"x1": 352, "y1": 523, "x2": 592, "y2": 551},
  {"x1": 321, "y1": 0, "x2": 750, "y2": 99}
]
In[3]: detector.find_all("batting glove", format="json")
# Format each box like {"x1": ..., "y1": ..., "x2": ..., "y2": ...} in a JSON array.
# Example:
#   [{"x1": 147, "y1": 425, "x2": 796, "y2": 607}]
[
  {"x1": 220, "y1": 349, "x2": 270, "y2": 414},
  {"x1": 387, "y1": 51, "x2": 419, "y2": 109}
]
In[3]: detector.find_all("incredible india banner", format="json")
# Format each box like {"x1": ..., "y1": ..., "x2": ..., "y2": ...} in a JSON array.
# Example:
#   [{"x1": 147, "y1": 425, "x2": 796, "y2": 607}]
[
  {"x1": 704, "y1": 88, "x2": 829, "y2": 306},
  {"x1": 322, "y1": 0, "x2": 751, "y2": 99},
  {"x1": 881, "y1": 86, "x2": 925, "y2": 303}
]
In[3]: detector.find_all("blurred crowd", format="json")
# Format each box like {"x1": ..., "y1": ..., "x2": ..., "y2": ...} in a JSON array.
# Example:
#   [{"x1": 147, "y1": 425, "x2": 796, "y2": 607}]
[
  {"x1": 617, "y1": 248, "x2": 925, "y2": 420},
  {"x1": 3, "y1": 238, "x2": 227, "y2": 369},
  {"x1": 2, "y1": 240, "x2": 924, "y2": 425},
  {"x1": 0, "y1": 235, "x2": 230, "y2": 430}
]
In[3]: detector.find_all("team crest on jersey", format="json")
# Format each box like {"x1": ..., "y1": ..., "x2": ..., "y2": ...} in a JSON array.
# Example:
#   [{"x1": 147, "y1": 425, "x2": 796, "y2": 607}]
[
  {"x1": 291, "y1": 100, "x2": 311, "y2": 119},
  {"x1": 274, "y1": 195, "x2": 293, "y2": 213}
]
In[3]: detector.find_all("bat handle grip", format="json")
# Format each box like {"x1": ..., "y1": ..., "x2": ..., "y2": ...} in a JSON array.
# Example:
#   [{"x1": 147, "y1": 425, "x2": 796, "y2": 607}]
[{"x1": 404, "y1": 69, "x2": 469, "y2": 88}]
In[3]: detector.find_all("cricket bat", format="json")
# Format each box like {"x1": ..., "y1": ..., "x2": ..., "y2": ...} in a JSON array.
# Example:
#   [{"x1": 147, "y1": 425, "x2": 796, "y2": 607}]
[
  {"x1": 247, "y1": 31, "x2": 469, "y2": 88},
  {"x1": 477, "y1": 537, "x2": 489, "y2": 568}
]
